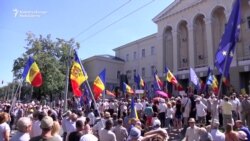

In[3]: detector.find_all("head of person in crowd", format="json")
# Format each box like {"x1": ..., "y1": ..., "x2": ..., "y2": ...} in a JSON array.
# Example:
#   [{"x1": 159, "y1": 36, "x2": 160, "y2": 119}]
[
  {"x1": 195, "y1": 97, "x2": 201, "y2": 104},
  {"x1": 112, "y1": 113, "x2": 118, "y2": 120},
  {"x1": 104, "y1": 112, "x2": 111, "y2": 119},
  {"x1": 76, "y1": 110, "x2": 84, "y2": 118},
  {"x1": 167, "y1": 102, "x2": 172, "y2": 108},
  {"x1": 235, "y1": 120, "x2": 244, "y2": 129},
  {"x1": 153, "y1": 119, "x2": 161, "y2": 129},
  {"x1": 40, "y1": 116, "x2": 54, "y2": 134},
  {"x1": 50, "y1": 114, "x2": 57, "y2": 121},
  {"x1": 188, "y1": 118, "x2": 196, "y2": 128},
  {"x1": 0, "y1": 112, "x2": 10, "y2": 124},
  {"x1": 105, "y1": 119, "x2": 113, "y2": 130},
  {"x1": 38, "y1": 111, "x2": 47, "y2": 121},
  {"x1": 225, "y1": 123, "x2": 234, "y2": 134},
  {"x1": 117, "y1": 118, "x2": 123, "y2": 126},
  {"x1": 129, "y1": 126, "x2": 141, "y2": 140},
  {"x1": 71, "y1": 113, "x2": 78, "y2": 122},
  {"x1": 63, "y1": 110, "x2": 72, "y2": 119},
  {"x1": 75, "y1": 120, "x2": 85, "y2": 131},
  {"x1": 224, "y1": 96, "x2": 229, "y2": 102},
  {"x1": 211, "y1": 119, "x2": 220, "y2": 129},
  {"x1": 17, "y1": 117, "x2": 32, "y2": 133},
  {"x1": 238, "y1": 130, "x2": 248, "y2": 141},
  {"x1": 51, "y1": 121, "x2": 60, "y2": 136},
  {"x1": 85, "y1": 117, "x2": 90, "y2": 125}
]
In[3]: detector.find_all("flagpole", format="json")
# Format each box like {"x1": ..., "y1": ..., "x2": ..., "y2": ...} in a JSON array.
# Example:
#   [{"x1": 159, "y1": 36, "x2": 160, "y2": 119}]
[{"x1": 63, "y1": 47, "x2": 73, "y2": 112}]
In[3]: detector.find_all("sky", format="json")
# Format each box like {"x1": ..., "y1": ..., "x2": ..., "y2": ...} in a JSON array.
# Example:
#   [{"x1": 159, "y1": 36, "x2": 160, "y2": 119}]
[{"x1": 0, "y1": 0, "x2": 174, "y2": 87}]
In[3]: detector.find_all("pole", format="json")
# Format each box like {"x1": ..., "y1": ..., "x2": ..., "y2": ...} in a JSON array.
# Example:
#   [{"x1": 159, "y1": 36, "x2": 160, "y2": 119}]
[
  {"x1": 64, "y1": 47, "x2": 73, "y2": 112},
  {"x1": 9, "y1": 82, "x2": 22, "y2": 114}
]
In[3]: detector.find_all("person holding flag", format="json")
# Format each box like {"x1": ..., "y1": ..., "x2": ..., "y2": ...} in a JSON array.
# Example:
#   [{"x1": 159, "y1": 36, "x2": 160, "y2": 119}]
[{"x1": 70, "y1": 50, "x2": 88, "y2": 97}]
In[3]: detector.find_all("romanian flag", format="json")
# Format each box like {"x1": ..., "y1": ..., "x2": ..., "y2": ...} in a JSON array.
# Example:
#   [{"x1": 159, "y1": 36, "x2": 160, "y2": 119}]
[
  {"x1": 154, "y1": 73, "x2": 163, "y2": 90},
  {"x1": 92, "y1": 69, "x2": 106, "y2": 100},
  {"x1": 222, "y1": 74, "x2": 230, "y2": 86},
  {"x1": 139, "y1": 75, "x2": 145, "y2": 88},
  {"x1": 22, "y1": 57, "x2": 43, "y2": 87},
  {"x1": 129, "y1": 97, "x2": 138, "y2": 119},
  {"x1": 123, "y1": 82, "x2": 134, "y2": 94},
  {"x1": 70, "y1": 50, "x2": 88, "y2": 97},
  {"x1": 165, "y1": 67, "x2": 178, "y2": 85},
  {"x1": 206, "y1": 74, "x2": 218, "y2": 94}
]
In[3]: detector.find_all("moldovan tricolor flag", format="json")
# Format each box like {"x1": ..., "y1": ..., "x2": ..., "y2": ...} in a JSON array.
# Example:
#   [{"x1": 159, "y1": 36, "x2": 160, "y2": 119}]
[
  {"x1": 22, "y1": 57, "x2": 43, "y2": 87},
  {"x1": 92, "y1": 69, "x2": 106, "y2": 100},
  {"x1": 123, "y1": 82, "x2": 134, "y2": 94},
  {"x1": 70, "y1": 50, "x2": 88, "y2": 97},
  {"x1": 165, "y1": 67, "x2": 178, "y2": 85}
]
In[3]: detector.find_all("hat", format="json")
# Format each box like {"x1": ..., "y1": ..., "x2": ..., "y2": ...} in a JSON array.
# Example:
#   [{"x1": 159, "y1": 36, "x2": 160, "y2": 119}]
[
  {"x1": 129, "y1": 127, "x2": 141, "y2": 138},
  {"x1": 210, "y1": 119, "x2": 219, "y2": 126},
  {"x1": 188, "y1": 118, "x2": 195, "y2": 123},
  {"x1": 104, "y1": 112, "x2": 111, "y2": 118},
  {"x1": 236, "y1": 120, "x2": 243, "y2": 123},
  {"x1": 195, "y1": 97, "x2": 201, "y2": 101},
  {"x1": 238, "y1": 131, "x2": 248, "y2": 140},
  {"x1": 40, "y1": 116, "x2": 54, "y2": 129},
  {"x1": 153, "y1": 119, "x2": 161, "y2": 126}
]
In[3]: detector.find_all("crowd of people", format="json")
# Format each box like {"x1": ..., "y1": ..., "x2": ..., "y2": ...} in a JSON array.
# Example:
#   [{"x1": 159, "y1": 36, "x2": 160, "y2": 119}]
[{"x1": 0, "y1": 91, "x2": 250, "y2": 141}]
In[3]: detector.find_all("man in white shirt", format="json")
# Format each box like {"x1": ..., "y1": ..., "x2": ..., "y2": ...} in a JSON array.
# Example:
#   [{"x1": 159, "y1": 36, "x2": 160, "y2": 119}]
[
  {"x1": 181, "y1": 94, "x2": 191, "y2": 126},
  {"x1": 195, "y1": 98, "x2": 207, "y2": 127},
  {"x1": 220, "y1": 96, "x2": 233, "y2": 129},
  {"x1": 135, "y1": 99, "x2": 143, "y2": 118},
  {"x1": 158, "y1": 99, "x2": 167, "y2": 128},
  {"x1": 99, "y1": 119, "x2": 117, "y2": 141},
  {"x1": 185, "y1": 118, "x2": 200, "y2": 141},
  {"x1": 87, "y1": 109, "x2": 95, "y2": 126},
  {"x1": 210, "y1": 119, "x2": 225, "y2": 141}
]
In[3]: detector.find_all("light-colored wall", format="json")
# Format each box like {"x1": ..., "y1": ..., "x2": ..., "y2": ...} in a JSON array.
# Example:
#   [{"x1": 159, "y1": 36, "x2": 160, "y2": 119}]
[{"x1": 83, "y1": 56, "x2": 124, "y2": 85}]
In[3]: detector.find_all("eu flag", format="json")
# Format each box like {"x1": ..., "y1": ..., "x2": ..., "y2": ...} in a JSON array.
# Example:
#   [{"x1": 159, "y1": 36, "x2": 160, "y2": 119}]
[{"x1": 214, "y1": 0, "x2": 241, "y2": 76}]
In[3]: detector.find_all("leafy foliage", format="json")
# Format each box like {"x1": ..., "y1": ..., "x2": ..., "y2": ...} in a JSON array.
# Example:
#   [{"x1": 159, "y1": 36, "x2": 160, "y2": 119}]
[{"x1": 12, "y1": 33, "x2": 79, "y2": 100}]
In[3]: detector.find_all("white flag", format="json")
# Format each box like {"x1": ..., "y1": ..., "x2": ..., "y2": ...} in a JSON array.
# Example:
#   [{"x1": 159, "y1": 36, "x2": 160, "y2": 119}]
[{"x1": 190, "y1": 68, "x2": 199, "y2": 86}]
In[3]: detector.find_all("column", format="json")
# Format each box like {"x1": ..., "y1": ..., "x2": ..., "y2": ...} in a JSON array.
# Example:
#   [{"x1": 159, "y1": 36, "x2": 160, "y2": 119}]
[
  {"x1": 188, "y1": 25, "x2": 195, "y2": 68},
  {"x1": 205, "y1": 18, "x2": 214, "y2": 69},
  {"x1": 172, "y1": 30, "x2": 178, "y2": 73}
]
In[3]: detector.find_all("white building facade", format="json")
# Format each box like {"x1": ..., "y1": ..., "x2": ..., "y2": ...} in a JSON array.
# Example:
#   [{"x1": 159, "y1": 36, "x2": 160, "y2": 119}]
[{"x1": 84, "y1": 0, "x2": 250, "y2": 94}]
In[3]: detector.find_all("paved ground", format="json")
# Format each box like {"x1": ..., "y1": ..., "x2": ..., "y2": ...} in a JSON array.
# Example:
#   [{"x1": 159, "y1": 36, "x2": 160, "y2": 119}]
[{"x1": 167, "y1": 129, "x2": 185, "y2": 141}]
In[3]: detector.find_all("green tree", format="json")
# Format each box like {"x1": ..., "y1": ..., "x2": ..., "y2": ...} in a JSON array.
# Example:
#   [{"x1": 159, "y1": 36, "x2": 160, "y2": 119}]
[{"x1": 12, "y1": 33, "x2": 79, "y2": 100}]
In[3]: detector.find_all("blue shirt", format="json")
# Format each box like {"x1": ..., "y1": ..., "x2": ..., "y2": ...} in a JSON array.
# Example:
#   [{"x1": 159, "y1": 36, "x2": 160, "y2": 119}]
[{"x1": 240, "y1": 127, "x2": 250, "y2": 141}]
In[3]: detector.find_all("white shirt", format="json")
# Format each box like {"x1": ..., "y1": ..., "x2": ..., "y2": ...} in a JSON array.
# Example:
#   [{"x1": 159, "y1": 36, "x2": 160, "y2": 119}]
[
  {"x1": 11, "y1": 131, "x2": 30, "y2": 141},
  {"x1": 166, "y1": 107, "x2": 174, "y2": 119},
  {"x1": 230, "y1": 99, "x2": 240, "y2": 111},
  {"x1": 196, "y1": 102, "x2": 207, "y2": 117},
  {"x1": 30, "y1": 120, "x2": 42, "y2": 137},
  {"x1": 0, "y1": 122, "x2": 10, "y2": 141},
  {"x1": 99, "y1": 129, "x2": 117, "y2": 141},
  {"x1": 87, "y1": 112, "x2": 96, "y2": 125},
  {"x1": 211, "y1": 129, "x2": 225, "y2": 141},
  {"x1": 135, "y1": 102, "x2": 143, "y2": 111},
  {"x1": 185, "y1": 126, "x2": 200, "y2": 141},
  {"x1": 158, "y1": 103, "x2": 167, "y2": 113},
  {"x1": 80, "y1": 134, "x2": 98, "y2": 141}
]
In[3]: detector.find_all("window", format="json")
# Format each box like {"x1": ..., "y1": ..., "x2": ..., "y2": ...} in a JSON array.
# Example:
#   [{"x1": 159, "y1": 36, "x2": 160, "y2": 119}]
[
  {"x1": 142, "y1": 49, "x2": 145, "y2": 58},
  {"x1": 151, "y1": 66, "x2": 155, "y2": 75},
  {"x1": 133, "y1": 52, "x2": 137, "y2": 60},
  {"x1": 247, "y1": 16, "x2": 250, "y2": 29},
  {"x1": 126, "y1": 70, "x2": 131, "y2": 80},
  {"x1": 117, "y1": 71, "x2": 120, "y2": 79},
  {"x1": 151, "y1": 46, "x2": 155, "y2": 55},
  {"x1": 142, "y1": 67, "x2": 145, "y2": 77},
  {"x1": 126, "y1": 54, "x2": 129, "y2": 61},
  {"x1": 133, "y1": 69, "x2": 136, "y2": 77}
]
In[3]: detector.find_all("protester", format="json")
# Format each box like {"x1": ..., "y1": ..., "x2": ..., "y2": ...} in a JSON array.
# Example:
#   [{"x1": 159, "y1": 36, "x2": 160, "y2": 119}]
[
  {"x1": 210, "y1": 119, "x2": 225, "y2": 141},
  {"x1": 185, "y1": 118, "x2": 200, "y2": 141},
  {"x1": 68, "y1": 120, "x2": 85, "y2": 141},
  {"x1": 99, "y1": 119, "x2": 117, "y2": 141},
  {"x1": 0, "y1": 112, "x2": 11, "y2": 141},
  {"x1": 30, "y1": 116, "x2": 60, "y2": 141},
  {"x1": 11, "y1": 117, "x2": 32, "y2": 141},
  {"x1": 225, "y1": 123, "x2": 238, "y2": 141},
  {"x1": 51, "y1": 121, "x2": 62, "y2": 141}
]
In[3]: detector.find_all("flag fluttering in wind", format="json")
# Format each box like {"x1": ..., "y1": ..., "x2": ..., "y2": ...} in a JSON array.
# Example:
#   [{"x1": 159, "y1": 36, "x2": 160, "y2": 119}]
[
  {"x1": 134, "y1": 74, "x2": 145, "y2": 89},
  {"x1": 129, "y1": 97, "x2": 138, "y2": 119},
  {"x1": 190, "y1": 68, "x2": 199, "y2": 87},
  {"x1": 165, "y1": 67, "x2": 178, "y2": 85},
  {"x1": 105, "y1": 90, "x2": 115, "y2": 97},
  {"x1": 154, "y1": 73, "x2": 163, "y2": 90},
  {"x1": 123, "y1": 82, "x2": 134, "y2": 94},
  {"x1": 92, "y1": 69, "x2": 106, "y2": 100},
  {"x1": 22, "y1": 57, "x2": 43, "y2": 87},
  {"x1": 206, "y1": 74, "x2": 219, "y2": 94},
  {"x1": 70, "y1": 50, "x2": 88, "y2": 97},
  {"x1": 214, "y1": 0, "x2": 241, "y2": 76}
]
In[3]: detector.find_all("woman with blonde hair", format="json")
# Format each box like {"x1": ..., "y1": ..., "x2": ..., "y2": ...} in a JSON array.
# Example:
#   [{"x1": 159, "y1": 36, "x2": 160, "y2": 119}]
[{"x1": 51, "y1": 121, "x2": 62, "y2": 141}]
